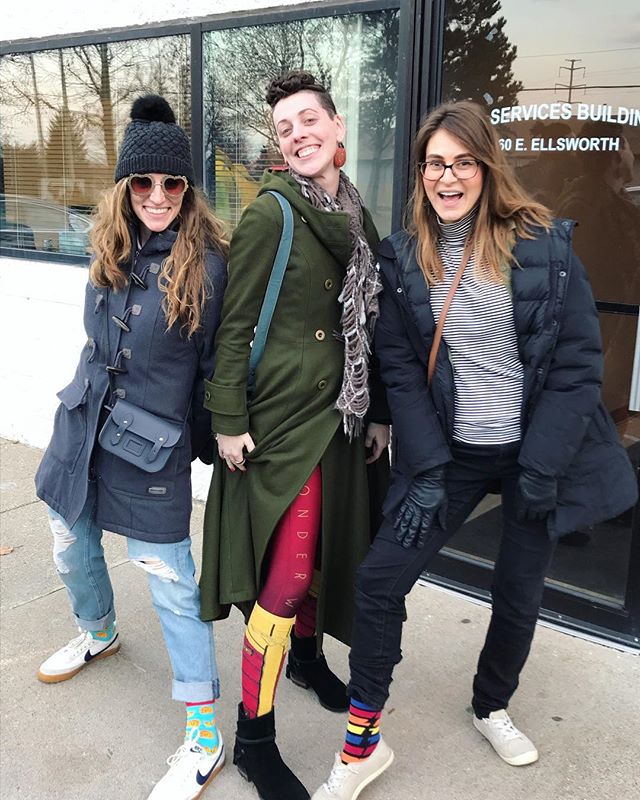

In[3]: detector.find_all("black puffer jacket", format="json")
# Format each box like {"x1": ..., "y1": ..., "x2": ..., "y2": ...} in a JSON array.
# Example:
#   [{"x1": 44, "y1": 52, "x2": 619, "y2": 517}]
[{"x1": 376, "y1": 219, "x2": 637, "y2": 538}]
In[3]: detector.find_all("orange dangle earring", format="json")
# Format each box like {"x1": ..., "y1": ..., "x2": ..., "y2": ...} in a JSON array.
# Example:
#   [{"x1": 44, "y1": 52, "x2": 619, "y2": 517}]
[{"x1": 333, "y1": 142, "x2": 346, "y2": 169}]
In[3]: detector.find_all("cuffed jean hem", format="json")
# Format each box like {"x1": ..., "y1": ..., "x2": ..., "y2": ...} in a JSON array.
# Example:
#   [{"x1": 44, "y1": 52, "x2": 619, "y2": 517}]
[
  {"x1": 346, "y1": 682, "x2": 391, "y2": 711},
  {"x1": 172, "y1": 678, "x2": 221, "y2": 703},
  {"x1": 74, "y1": 610, "x2": 116, "y2": 632}
]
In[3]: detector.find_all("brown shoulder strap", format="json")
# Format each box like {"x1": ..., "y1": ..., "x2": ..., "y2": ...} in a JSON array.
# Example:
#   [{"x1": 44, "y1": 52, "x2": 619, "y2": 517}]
[{"x1": 427, "y1": 248, "x2": 472, "y2": 386}]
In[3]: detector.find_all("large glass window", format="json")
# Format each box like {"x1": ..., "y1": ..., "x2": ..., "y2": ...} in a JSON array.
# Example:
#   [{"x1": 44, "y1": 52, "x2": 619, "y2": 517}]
[
  {"x1": 202, "y1": 9, "x2": 400, "y2": 235},
  {"x1": 439, "y1": 0, "x2": 639, "y2": 608},
  {"x1": 0, "y1": 36, "x2": 190, "y2": 258}
]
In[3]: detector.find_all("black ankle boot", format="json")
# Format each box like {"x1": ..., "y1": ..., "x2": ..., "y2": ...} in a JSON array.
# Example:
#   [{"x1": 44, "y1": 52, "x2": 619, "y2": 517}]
[
  {"x1": 233, "y1": 703, "x2": 309, "y2": 800},
  {"x1": 286, "y1": 632, "x2": 349, "y2": 712}
]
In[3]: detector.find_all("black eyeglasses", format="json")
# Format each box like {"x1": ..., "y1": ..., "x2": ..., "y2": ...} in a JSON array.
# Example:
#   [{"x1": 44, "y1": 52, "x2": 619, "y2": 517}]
[
  {"x1": 126, "y1": 174, "x2": 189, "y2": 198},
  {"x1": 418, "y1": 159, "x2": 481, "y2": 181}
]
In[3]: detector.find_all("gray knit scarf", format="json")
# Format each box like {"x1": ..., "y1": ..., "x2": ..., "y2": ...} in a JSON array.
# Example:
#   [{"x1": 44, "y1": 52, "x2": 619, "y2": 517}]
[{"x1": 289, "y1": 169, "x2": 382, "y2": 439}]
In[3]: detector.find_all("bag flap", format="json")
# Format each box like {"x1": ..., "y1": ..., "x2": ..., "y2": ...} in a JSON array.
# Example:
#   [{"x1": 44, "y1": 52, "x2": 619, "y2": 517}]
[
  {"x1": 56, "y1": 378, "x2": 89, "y2": 410},
  {"x1": 109, "y1": 400, "x2": 181, "y2": 448}
]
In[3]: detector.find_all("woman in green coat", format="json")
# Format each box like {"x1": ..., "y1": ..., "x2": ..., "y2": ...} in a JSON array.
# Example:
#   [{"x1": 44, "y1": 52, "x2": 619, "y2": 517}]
[{"x1": 200, "y1": 70, "x2": 390, "y2": 800}]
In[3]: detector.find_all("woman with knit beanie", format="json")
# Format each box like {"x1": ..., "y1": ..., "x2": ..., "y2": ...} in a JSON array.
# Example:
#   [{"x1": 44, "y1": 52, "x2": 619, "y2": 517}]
[
  {"x1": 35, "y1": 95, "x2": 228, "y2": 800},
  {"x1": 199, "y1": 70, "x2": 390, "y2": 800}
]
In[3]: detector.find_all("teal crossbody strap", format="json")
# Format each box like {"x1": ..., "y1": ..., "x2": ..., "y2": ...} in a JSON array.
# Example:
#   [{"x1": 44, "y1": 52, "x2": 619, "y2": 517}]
[{"x1": 247, "y1": 190, "x2": 294, "y2": 396}]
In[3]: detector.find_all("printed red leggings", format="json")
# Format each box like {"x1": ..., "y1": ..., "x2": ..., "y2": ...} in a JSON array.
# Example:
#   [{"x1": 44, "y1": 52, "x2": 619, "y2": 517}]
[{"x1": 258, "y1": 465, "x2": 322, "y2": 618}]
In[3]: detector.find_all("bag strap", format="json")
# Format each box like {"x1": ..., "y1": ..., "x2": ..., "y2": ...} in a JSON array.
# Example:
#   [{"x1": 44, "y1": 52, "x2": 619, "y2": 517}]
[
  {"x1": 247, "y1": 191, "x2": 294, "y2": 396},
  {"x1": 427, "y1": 247, "x2": 472, "y2": 387}
]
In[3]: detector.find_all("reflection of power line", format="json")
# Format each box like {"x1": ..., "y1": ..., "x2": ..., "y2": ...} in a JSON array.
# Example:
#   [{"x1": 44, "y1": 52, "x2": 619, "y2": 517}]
[
  {"x1": 518, "y1": 58, "x2": 640, "y2": 96},
  {"x1": 519, "y1": 46, "x2": 640, "y2": 59},
  {"x1": 587, "y1": 65, "x2": 640, "y2": 75},
  {"x1": 555, "y1": 59, "x2": 586, "y2": 102},
  {"x1": 520, "y1": 85, "x2": 640, "y2": 92}
]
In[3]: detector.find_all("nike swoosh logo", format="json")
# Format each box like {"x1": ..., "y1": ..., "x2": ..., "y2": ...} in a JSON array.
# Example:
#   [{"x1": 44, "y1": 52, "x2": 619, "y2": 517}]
[
  {"x1": 196, "y1": 747, "x2": 223, "y2": 786},
  {"x1": 85, "y1": 634, "x2": 119, "y2": 662}
]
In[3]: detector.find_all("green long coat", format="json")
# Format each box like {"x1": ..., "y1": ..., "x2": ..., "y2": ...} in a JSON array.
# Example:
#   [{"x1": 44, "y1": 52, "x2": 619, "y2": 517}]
[{"x1": 200, "y1": 170, "x2": 389, "y2": 645}]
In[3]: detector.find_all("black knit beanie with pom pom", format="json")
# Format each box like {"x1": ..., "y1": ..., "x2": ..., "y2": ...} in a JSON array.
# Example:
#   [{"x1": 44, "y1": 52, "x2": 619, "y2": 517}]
[{"x1": 114, "y1": 94, "x2": 194, "y2": 184}]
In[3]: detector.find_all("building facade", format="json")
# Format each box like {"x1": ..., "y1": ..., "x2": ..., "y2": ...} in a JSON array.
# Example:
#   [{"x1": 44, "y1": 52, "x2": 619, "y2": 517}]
[{"x1": 1, "y1": 0, "x2": 639, "y2": 646}]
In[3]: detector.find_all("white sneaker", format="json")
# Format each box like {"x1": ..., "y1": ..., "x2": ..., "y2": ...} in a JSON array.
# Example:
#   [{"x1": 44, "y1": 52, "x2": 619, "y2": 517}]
[
  {"x1": 148, "y1": 736, "x2": 225, "y2": 800},
  {"x1": 37, "y1": 627, "x2": 120, "y2": 683},
  {"x1": 312, "y1": 738, "x2": 394, "y2": 800},
  {"x1": 473, "y1": 709, "x2": 539, "y2": 766}
]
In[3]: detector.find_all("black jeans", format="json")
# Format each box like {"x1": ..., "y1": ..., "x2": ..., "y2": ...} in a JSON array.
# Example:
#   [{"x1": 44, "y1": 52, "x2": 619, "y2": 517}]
[{"x1": 347, "y1": 440, "x2": 556, "y2": 718}]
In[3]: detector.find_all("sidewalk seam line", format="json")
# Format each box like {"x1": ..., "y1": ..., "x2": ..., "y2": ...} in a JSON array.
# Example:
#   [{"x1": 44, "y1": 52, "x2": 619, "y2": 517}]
[{"x1": 0, "y1": 499, "x2": 40, "y2": 514}]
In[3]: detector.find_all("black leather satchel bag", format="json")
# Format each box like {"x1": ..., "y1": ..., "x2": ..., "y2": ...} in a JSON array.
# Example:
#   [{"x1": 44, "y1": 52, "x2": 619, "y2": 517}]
[{"x1": 98, "y1": 399, "x2": 182, "y2": 473}]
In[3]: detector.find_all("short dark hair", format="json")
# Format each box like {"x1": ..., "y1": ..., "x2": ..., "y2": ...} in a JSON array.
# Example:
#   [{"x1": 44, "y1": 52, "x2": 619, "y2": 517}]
[{"x1": 265, "y1": 70, "x2": 337, "y2": 117}]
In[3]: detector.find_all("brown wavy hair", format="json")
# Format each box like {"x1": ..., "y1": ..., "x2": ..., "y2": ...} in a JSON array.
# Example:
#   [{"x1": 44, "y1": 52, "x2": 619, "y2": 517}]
[
  {"x1": 407, "y1": 101, "x2": 552, "y2": 285},
  {"x1": 89, "y1": 181, "x2": 229, "y2": 337}
]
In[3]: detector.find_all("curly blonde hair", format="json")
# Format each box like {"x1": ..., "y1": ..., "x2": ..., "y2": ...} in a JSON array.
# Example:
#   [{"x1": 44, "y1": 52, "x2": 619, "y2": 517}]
[
  {"x1": 408, "y1": 101, "x2": 552, "y2": 285},
  {"x1": 89, "y1": 181, "x2": 229, "y2": 337}
]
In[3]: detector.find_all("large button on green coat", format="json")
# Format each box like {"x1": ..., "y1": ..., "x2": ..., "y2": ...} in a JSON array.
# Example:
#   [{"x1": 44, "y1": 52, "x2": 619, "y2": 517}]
[{"x1": 200, "y1": 171, "x2": 389, "y2": 644}]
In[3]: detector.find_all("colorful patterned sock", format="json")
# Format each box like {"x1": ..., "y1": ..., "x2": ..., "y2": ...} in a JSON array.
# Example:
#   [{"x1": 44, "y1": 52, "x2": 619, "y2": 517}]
[
  {"x1": 185, "y1": 700, "x2": 220, "y2": 753},
  {"x1": 294, "y1": 570, "x2": 321, "y2": 639},
  {"x1": 341, "y1": 698, "x2": 382, "y2": 764},
  {"x1": 242, "y1": 602, "x2": 294, "y2": 718},
  {"x1": 90, "y1": 622, "x2": 115, "y2": 642}
]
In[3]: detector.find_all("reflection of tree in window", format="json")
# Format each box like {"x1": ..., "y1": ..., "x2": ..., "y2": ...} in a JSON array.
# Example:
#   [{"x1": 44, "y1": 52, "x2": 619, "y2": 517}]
[
  {"x1": 442, "y1": 0, "x2": 522, "y2": 106},
  {"x1": 204, "y1": 20, "x2": 345, "y2": 225},
  {"x1": 68, "y1": 39, "x2": 190, "y2": 170},
  {"x1": 45, "y1": 108, "x2": 88, "y2": 205},
  {"x1": 203, "y1": 13, "x2": 398, "y2": 228},
  {"x1": 359, "y1": 11, "x2": 399, "y2": 216},
  {"x1": 206, "y1": 21, "x2": 338, "y2": 153},
  {"x1": 1, "y1": 37, "x2": 190, "y2": 211}
]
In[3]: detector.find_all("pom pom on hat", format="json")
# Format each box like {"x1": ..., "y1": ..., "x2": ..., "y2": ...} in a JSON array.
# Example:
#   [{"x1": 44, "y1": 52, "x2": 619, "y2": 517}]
[
  {"x1": 130, "y1": 94, "x2": 176, "y2": 124},
  {"x1": 114, "y1": 93, "x2": 194, "y2": 184}
]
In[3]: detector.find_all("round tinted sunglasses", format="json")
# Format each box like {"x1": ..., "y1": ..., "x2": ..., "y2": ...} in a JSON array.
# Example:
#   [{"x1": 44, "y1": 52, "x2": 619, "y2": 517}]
[{"x1": 127, "y1": 174, "x2": 189, "y2": 198}]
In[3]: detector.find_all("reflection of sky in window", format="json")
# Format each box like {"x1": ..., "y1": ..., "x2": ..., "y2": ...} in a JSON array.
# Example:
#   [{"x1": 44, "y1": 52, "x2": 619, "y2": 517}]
[{"x1": 499, "y1": 0, "x2": 639, "y2": 108}]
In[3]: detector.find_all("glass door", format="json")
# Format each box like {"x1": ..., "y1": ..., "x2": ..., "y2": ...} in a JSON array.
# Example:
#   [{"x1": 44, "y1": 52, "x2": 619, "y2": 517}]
[{"x1": 421, "y1": 0, "x2": 640, "y2": 645}]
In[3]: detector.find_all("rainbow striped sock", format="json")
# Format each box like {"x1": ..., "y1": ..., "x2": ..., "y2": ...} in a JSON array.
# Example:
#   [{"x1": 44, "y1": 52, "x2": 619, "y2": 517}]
[
  {"x1": 90, "y1": 622, "x2": 115, "y2": 642},
  {"x1": 185, "y1": 700, "x2": 220, "y2": 753},
  {"x1": 341, "y1": 698, "x2": 382, "y2": 764}
]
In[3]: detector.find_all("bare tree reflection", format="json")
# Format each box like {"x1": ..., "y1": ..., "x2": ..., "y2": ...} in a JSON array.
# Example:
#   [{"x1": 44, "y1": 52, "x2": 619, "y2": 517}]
[
  {"x1": 1, "y1": 37, "x2": 191, "y2": 211},
  {"x1": 202, "y1": 11, "x2": 399, "y2": 229}
]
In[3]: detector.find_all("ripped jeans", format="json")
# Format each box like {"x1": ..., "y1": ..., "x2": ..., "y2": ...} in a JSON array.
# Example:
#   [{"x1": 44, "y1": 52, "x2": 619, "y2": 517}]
[{"x1": 47, "y1": 482, "x2": 220, "y2": 703}]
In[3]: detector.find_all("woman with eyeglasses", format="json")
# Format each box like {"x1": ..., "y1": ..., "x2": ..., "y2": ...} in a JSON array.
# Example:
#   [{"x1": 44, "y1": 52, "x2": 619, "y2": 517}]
[
  {"x1": 35, "y1": 95, "x2": 229, "y2": 800},
  {"x1": 312, "y1": 100, "x2": 637, "y2": 800}
]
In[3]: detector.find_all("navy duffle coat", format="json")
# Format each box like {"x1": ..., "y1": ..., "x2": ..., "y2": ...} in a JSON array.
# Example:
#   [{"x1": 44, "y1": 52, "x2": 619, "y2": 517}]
[
  {"x1": 35, "y1": 226, "x2": 227, "y2": 543},
  {"x1": 376, "y1": 219, "x2": 638, "y2": 538}
]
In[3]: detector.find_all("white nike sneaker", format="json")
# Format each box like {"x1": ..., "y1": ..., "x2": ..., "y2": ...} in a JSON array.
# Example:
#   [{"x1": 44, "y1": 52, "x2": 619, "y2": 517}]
[
  {"x1": 147, "y1": 736, "x2": 225, "y2": 800},
  {"x1": 473, "y1": 709, "x2": 539, "y2": 766},
  {"x1": 312, "y1": 739, "x2": 394, "y2": 800},
  {"x1": 37, "y1": 627, "x2": 120, "y2": 683}
]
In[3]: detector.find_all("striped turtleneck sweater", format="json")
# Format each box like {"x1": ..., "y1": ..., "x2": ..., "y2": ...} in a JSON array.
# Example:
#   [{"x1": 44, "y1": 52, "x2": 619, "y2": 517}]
[{"x1": 429, "y1": 209, "x2": 523, "y2": 445}]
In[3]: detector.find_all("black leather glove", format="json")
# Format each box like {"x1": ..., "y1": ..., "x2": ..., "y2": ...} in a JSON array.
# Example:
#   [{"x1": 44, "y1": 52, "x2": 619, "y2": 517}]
[
  {"x1": 516, "y1": 469, "x2": 557, "y2": 522},
  {"x1": 394, "y1": 467, "x2": 447, "y2": 549}
]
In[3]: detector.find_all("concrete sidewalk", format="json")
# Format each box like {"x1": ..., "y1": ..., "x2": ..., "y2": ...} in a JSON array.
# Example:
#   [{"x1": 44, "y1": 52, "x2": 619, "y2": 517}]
[{"x1": 1, "y1": 438, "x2": 638, "y2": 800}]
